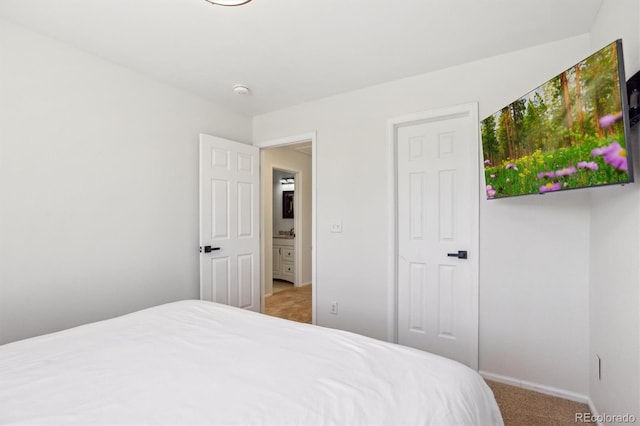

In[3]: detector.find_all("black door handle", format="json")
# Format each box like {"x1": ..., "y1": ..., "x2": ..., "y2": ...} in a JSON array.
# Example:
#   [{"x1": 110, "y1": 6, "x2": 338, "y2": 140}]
[
  {"x1": 447, "y1": 250, "x2": 468, "y2": 259},
  {"x1": 200, "y1": 246, "x2": 221, "y2": 253}
]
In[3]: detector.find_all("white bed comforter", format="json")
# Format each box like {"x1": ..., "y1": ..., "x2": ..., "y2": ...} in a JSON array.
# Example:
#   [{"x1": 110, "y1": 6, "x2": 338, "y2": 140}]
[{"x1": 0, "y1": 300, "x2": 503, "y2": 425}]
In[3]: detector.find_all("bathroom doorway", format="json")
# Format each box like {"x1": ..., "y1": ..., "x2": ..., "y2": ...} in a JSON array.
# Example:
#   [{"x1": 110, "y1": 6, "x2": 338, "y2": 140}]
[
  {"x1": 272, "y1": 168, "x2": 296, "y2": 292},
  {"x1": 259, "y1": 141, "x2": 313, "y2": 324}
]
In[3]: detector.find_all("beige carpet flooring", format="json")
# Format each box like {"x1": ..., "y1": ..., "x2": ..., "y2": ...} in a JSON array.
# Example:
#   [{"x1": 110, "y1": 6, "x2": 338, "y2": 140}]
[
  {"x1": 264, "y1": 284, "x2": 593, "y2": 424},
  {"x1": 264, "y1": 282, "x2": 312, "y2": 323},
  {"x1": 487, "y1": 380, "x2": 594, "y2": 425}
]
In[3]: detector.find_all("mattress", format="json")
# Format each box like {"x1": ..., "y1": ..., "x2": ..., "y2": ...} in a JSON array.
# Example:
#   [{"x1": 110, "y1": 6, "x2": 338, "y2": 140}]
[{"x1": 0, "y1": 300, "x2": 503, "y2": 425}]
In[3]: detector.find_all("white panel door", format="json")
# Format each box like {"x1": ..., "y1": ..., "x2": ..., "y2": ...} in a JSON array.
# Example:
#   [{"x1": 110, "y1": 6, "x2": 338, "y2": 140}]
[
  {"x1": 199, "y1": 134, "x2": 260, "y2": 312},
  {"x1": 396, "y1": 106, "x2": 479, "y2": 369}
]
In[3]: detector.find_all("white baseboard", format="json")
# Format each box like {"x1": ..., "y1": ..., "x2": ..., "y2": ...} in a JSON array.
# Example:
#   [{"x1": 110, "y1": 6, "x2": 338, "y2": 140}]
[
  {"x1": 480, "y1": 371, "x2": 589, "y2": 404},
  {"x1": 297, "y1": 281, "x2": 312, "y2": 287},
  {"x1": 586, "y1": 397, "x2": 604, "y2": 426}
]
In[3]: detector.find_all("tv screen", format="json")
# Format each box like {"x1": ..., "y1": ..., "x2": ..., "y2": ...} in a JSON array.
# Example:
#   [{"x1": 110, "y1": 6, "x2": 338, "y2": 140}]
[{"x1": 481, "y1": 39, "x2": 633, "y2": 199}]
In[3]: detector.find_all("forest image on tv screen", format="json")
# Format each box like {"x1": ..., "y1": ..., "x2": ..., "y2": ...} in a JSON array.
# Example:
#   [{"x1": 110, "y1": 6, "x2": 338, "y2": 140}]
[{"x1": 482, "y1": 40, "x2": 630, "y2": 199}]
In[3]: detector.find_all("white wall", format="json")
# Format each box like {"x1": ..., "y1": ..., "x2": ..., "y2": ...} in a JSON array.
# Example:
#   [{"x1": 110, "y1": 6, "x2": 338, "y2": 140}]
[
  {"x1": 0, "y1": 19, "x2": 251, "y2": 344},
  {"x1": 588, "y1": 0, "x2": 640, "y2": 418},
  {"x1": 254, "y1": 35, "x2": 593, "y2": 395},
  {"x1": 261, "y1": 146, "x2": 312, "y2": 296}
]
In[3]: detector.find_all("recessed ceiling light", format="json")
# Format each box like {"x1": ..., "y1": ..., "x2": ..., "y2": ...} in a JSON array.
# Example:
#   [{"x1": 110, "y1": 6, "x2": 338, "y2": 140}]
[
  {"x1": 233, "y1": 84, "x2": 250, "y2": 95},
  {"x1": 204, "y1": 0, "x2": 252, "y2": 6}
]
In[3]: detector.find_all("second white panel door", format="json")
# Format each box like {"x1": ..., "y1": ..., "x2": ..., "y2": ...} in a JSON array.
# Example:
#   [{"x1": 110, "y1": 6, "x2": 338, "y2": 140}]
[{"x1": 396, "y1": 105, "x2": 479, "y2": 369}]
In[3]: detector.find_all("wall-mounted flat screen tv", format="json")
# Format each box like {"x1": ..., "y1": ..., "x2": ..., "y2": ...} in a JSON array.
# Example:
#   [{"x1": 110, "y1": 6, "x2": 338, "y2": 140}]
[{"x1": 481, "y1": 39, "x2": 633, "y2": 199}]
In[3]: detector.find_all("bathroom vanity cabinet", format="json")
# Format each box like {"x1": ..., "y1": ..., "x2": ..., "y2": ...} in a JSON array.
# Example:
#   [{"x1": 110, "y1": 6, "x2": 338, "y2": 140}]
[{"x1": 273, "y1": 237, "x2": 295, "y2": 283}]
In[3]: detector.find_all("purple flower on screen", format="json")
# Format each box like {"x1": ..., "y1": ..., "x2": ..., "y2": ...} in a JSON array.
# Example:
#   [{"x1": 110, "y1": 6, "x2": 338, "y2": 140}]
[
  {"x1": 505, "y1": 163, "x2": 518, "y2": 171},
  {"x1": 537, "y1": 171, "x2": 555, "y2": 179},
  {"x1": 539, "y1": 182, "x2": 562, "y2": 193},
  {"x1": 484, "y1": 160, "x2": 491, "y2": 165},
  {"x1": 555, "y1": 167, "x2": 577, "y2": 177},
  {"x1": 486, "y1": 185, "x2": 496, "y2": 199},
  {"x1": 591, "y1": 141, "x2": 627, "y2": 171},
  {"x1": 602, "y1": 141, "x2": 628, "y2": 171},
  {"x1": 591, "y1": 144, "x2": 615, "y2": 156},
  {"x1": 490, "y1": 174, "x2": 496, "y2": 179},
  {"x1": 599, "y1": 112, "x2": 623, "y2": 128},
  {"x1": 577, "y1": 161, "x2": 598, "y2": 171}
]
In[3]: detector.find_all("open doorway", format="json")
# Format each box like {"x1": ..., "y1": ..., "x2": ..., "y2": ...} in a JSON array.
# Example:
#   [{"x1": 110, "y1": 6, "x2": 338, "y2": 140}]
[
  {"x1": 257, "y1": 134, "x2": 315, "y2": 324},
  {"x1": 271, "y1": 168, "x2": 297, "y2": 294}
]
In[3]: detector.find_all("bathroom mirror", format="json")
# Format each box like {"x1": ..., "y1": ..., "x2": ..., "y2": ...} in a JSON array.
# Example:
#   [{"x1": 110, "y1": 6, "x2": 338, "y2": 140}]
[{"x1": 283, "y1": 191, "x2": 294, "y2": 218}]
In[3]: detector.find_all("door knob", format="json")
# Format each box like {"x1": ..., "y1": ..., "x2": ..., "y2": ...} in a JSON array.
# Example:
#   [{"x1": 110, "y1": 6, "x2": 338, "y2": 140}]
[
  {"x1": 447, "y1": 250, "x2": 467, "y2": 259},
  {"x1": 200, "y1": 246, "x2": 221, "y2": 253}
]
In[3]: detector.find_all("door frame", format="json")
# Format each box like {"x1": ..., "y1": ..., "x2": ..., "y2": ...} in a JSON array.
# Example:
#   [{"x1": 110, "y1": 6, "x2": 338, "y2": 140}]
[
  {"x1": 254, "y1": 132, "x2": 317, "y2": 324},
  {"x1": 386, "y1": 103, "x2": 479, "y2": 360}
]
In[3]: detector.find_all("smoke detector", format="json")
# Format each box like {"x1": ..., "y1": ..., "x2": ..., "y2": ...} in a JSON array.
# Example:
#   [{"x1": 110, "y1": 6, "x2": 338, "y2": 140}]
[{"x1": 233, "y1": 84, "x2": 250, "y2": 95}]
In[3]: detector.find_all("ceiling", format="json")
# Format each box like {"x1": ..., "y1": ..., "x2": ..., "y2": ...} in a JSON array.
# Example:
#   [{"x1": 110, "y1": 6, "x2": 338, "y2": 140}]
[{"x1": 0, "y1": 0, "x2": 603, "y2": 117}]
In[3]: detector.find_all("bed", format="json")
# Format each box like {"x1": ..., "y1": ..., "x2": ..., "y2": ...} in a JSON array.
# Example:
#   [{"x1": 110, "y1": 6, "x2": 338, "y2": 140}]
[{"x1": 0, "y1": 300, "x2": 503, "y2": 425}]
